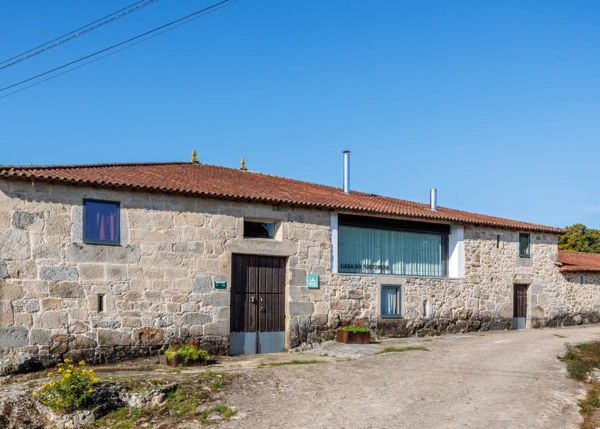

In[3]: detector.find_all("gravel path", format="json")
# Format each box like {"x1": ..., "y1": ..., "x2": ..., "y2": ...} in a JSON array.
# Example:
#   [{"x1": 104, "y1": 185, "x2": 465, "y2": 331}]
[{"x1": 222, "y1": 326, "x2": 599, "y2": 429}]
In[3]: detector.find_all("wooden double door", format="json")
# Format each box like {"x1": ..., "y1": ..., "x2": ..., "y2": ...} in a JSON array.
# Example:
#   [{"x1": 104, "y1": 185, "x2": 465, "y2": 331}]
[{"x1": 229, "y1": 254, "x2": 286, "y2": 355}]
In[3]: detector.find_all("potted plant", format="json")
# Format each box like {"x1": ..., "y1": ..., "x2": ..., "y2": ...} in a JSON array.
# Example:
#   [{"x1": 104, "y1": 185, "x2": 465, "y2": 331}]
[
  {"x1": 336, "y1": 322, "x2": 371, "y2": 344},
  {"x1": 164, "y1": 339, "x2": 209, "y2": 367}
]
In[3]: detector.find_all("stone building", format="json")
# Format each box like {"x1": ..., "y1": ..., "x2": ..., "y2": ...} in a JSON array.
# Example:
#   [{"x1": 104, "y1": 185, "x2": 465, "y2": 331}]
[{"x1": 0, "y1": 157, "x2": 598, "y2": 364}]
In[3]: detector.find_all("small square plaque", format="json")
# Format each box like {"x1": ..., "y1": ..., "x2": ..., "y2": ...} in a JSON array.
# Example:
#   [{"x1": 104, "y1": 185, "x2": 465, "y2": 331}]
[
  {"x1": 307, "y1": 273, "x2": 319, "y2": 289},
  {"x1": 214, "y1": 281, "x2": 227, "y2": 290}
]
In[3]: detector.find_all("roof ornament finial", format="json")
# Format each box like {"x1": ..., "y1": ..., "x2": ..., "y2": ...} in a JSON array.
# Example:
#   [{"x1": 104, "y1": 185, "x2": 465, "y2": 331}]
[
  {"x1": 240, "y1": 158, "x2": 247, "y2": 171},
  {"x1": 191, "y1": 149, "x2": 198, "y2": 164}
]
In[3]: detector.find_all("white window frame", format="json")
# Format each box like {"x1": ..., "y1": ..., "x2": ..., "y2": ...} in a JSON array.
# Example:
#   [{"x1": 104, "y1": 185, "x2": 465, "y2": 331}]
[{"x1": 380, "y1": 284, "x2": 402, "y2": 318}]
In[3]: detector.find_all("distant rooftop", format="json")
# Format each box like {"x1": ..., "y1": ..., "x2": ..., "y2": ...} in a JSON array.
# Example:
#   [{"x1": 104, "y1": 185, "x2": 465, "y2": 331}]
[
  {"x1": 558, "y1": 251, "x2": 600, "y2": 272},
  {"x1": 0, "y1": 161, "x2": 565, "y2": 234}
]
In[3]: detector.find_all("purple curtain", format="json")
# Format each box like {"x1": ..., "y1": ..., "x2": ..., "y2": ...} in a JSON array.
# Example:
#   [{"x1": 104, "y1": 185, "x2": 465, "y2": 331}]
[{"x1": 86, "y1": 201, "x2": 117, "y2": 242}]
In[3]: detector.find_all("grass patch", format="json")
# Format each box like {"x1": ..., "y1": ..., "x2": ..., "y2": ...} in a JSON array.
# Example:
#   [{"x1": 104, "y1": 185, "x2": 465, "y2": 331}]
[
  {"x1": 376, "y1": 346, "x2": 429, "y2": 355},
  {"x1": 195, "y1": 404, "x2": 237, "y2": 424},
  {"x1": 558, "y1": 342, "x2": 600, "y2": 381},
  {"x1": 423, "y1": 339, "x2": 433, "y2": 343},
  {"x1": 553, "y1": 334, "x2": 567, "y2": 338},
  {"x1": 260, "y1": 359, "x2": 324, "y2": 368},
  {"x1": 557, "y1": 342, "x2": 600, "y2": 429}
]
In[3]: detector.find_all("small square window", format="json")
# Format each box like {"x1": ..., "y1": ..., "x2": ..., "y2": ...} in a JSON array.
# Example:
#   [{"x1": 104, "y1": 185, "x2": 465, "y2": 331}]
[
  {"x1": 381, "y1": 285, "x2": 401, "y2": 318},
  {"x1": 519, "y1": 233, "x2": 530, "y2": 258},
  {"x1": 244, "y1": 221, "x2": 275, "y2": 239},
  {"x1": 83, "y1": 199, "x2": 120, "y2": 245}
]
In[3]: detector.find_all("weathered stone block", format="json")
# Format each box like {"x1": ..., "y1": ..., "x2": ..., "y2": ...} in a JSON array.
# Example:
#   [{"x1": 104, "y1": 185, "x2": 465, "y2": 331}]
[
  {"x1": 202, "y1": 293, "x2": 229, "y2": 307},
  {"x1": 68, "y1": 308, "x2": 88, "y2": 320},
  {"x1": 0, "y1": 282, "x2": 23, "y2": 300},
  {"x1": 97, "y1": 329, "x2": 131, "y2": 346},
  {"x1": 311, "y1": 313, "x2": 328, "y2": 327},
  {"x1": 192, "y1": 275, "x2": 212, "y2": 294},
  {"x1": 0, "y1": 301, "x2": 13, "y2": 325},
  {"x1": 36, "y1": 310, "x2": 68, "y2": 329},
  {"x1": 73, "y1": 336, "x2": 97, "y2": 350},
  {"x1": 29, "y1": 329, "x2": 53, "y2": 345},
  {"x1": 0, "y1": 229, "x2": 30, "y2": 260},
  {"x1": 13, "y1": 299, "x2": 40, "y2": 313},
  {"x1": 66, "y1": 243, "x2": 141, "y2": 264},
  {"x1": 288, "y1": 301, "x2": 314, "y2": 316},
  {"x1": 132, "y1": 327, "x2": 164, "y2": 346},
  {"x1": 106, "y1": 264, "x2": 127, "y2": 281},
  {"x1": 289, "y1": 268, "x2": 307, "y2": 286},
  {"x1": 78, "y1": 263, "x2": 105, "y2": 280},
  {"x1": 39, "y1": 266, "x2": 79, "y2": 281},
  {"x1": 0, "y1": 326, "x2": 28, "y2": 347},
  {"x1": 203, "y1": 321, "x2": 229, "y2": 336},
  {"x1": 12, "y1": 211, "x2": 44, "y2": 231},
  {"x1": 182, "y1": 313, "x2": 212, "y2": 326},
  {"x1": 14, "y1": 313, "x2": 32, "y2": 327},
  {"x1": 0, "y1": 261, "x2": 7, "y2": 279},
  {"x1": 6, "y1": 260, "x2": 38, "y2": 279},
  {"x1": 122, "y1": 317, "x2": 142, "y2": 328},
  {"x1": 48, "y1": 282, "x2": 85, "y2": 298}
]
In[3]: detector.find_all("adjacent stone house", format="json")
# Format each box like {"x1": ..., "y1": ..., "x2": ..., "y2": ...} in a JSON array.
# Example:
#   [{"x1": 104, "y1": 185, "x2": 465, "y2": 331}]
[{"x1": 0, "y1": 158, "x2": 598, "y2": 364}]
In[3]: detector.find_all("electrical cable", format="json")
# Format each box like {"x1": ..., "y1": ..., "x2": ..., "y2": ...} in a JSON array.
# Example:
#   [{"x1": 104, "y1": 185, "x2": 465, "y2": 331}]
[
  {"x1": 0, "y1": 0, "x2": 158, "y2": 69},
  {"x1": 0, "y1": 0, "x2": 237, "y2": 100},
  {"x1": 0, "y1": 0, "x2": 230, "y2": 93}
]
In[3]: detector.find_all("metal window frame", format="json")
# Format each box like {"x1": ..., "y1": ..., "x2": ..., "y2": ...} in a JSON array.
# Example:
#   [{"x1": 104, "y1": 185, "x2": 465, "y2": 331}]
[
  {"x1": 380, "y1": 284, "x2": 402, "y2": 319},
  {"x1": 338, "y1": 224, "x2": 449, "y2": 278},
  {"x1": 82, "y1": 198, "x2": 121, "y2": 246},
  {"x1": 243, "y1": 220, "x2": 276, "y2": 239},
  {"x1": 518, "y1": 233, "x2": 531, "y2": 258}
]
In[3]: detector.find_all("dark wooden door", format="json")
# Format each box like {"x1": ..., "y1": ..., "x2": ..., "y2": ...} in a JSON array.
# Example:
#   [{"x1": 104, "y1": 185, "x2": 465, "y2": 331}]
[
  {"x1": 230, "y1": 255, "x2": 285, "y2": 354},
  {"x1": 514, "y1": 285, "x2": 527, "y2": 318}
]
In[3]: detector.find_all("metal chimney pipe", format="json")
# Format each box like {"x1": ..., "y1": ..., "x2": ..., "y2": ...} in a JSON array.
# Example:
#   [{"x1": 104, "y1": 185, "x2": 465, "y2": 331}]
[
  {"x1": 430, "y1": 188, "x2": 438, "y2": 211},
  {"x1": 343, "y1": 151, "x2": 351, "y2": 194}
]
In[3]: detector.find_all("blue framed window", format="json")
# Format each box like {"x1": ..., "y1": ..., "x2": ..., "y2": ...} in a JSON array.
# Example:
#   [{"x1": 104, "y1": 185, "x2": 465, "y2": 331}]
[
  {"x1": 83, "y1": 199, "x2": 120, "y2": 245},
  {"x1": 519, "y1": 233, "x2": 530, "y2": 258}
]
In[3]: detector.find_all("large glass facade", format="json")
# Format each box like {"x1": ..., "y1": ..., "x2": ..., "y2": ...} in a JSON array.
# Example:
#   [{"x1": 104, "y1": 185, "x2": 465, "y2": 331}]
[{"x1": 338, "y1": 225, "x2": 447, "y2": 276}]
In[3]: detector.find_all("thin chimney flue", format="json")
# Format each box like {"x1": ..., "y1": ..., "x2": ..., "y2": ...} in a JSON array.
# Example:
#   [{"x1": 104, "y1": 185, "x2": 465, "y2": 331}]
[
  {"x1": 430, "y1": 188, "x2": 438, "y2": 211},
  {"x1": 343, "y1": 151, "x2": 351, "y2": 194}
]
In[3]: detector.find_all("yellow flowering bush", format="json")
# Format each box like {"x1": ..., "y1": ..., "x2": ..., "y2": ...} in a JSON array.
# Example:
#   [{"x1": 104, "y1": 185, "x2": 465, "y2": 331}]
[{"x1": 32, "y1": 359, "x2": 99, "y2": 413}]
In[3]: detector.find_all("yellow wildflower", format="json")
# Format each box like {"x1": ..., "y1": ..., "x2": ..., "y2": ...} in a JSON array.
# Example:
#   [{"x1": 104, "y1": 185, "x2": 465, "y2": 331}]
[
  {"x1": 47, "y1": 372, "x2": 53, "y2": 377},
  {"x1": 79, "y1": 360, "x2": 85, "y2": 365},
  {"x1": 88, "y1": 388, "x2": 94, "y2": 393},
  {"x1": 64, "y1": 374, "x2": 71, "y2": 379},
  {"x1": 31, "y1": 391, "x2": 37, "y2": 397},
  {"x1": 58, "y1": 368, "x2": 63, "y2": 373},
  {"x1": 64, "y1": 358, "x2": 70, "y2": 363}
]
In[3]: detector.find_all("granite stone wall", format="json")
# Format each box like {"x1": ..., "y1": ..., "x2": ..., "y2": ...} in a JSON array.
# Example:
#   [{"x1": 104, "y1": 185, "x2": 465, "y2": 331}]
[{"x1": 1, "y1": 176, "x2": 599, "y2": 365}]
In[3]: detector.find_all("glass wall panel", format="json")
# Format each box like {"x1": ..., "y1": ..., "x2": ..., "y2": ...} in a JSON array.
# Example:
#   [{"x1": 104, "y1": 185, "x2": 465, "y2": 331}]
[{"x1": 339, "y1": 225, "x2": 444, "y2": 276}]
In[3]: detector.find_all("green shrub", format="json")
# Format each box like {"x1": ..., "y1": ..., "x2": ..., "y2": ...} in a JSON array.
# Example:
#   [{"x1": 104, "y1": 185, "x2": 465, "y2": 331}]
[
  {"x1": 341, "y1": 325, "x2": 370, "y2": 334},
  {"x1": 32, "y1": 359, "x2": 98, "y2": 413},
  {"x1": 164, "y1": 340, "x2": 208, "y2": 363}
]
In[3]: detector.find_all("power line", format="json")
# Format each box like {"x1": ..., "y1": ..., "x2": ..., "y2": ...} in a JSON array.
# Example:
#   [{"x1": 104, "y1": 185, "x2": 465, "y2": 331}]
[
  {"x1": 0, "y1": 0, "x2": 238, "y2": 100},
  {"x1": 0, "y1": 0, "x2": 231, "y2": 93},
  {"x1": 0, "y1": 0, "x2": 158, "y2": 69}
]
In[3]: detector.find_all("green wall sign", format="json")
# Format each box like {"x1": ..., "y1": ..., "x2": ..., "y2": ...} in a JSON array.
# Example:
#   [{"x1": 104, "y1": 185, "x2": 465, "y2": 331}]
[
  {"x1": 307, "y1": 274, "x2": 319, "y2": 289},
  {"x1": 214, "y1": 281, "x2": 227, "y2": 290}
]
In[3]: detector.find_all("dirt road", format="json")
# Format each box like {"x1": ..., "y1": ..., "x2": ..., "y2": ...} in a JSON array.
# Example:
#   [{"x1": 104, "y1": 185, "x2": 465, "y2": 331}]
[{"x1": 223, "y1": 326, "x2": 598, "y2": 429}]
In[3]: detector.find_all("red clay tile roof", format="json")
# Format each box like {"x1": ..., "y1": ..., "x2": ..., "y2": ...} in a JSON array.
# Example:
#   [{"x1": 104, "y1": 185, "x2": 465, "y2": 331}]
[
  {"x1": 0, "y1": 162, "x2": 565, "y2": 234},
  {"x1": 558, "y1": 251, "x2": 600, "y2": 272}
]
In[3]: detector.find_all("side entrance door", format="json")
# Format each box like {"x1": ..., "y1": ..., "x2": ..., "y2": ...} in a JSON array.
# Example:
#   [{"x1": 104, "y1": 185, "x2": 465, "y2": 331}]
[
  {"x1": 230, "y1": 254, "x2": 286, "y2": 355},
  {"x1": 513, "y1": 284, "x2": 528, "y2": 329}
]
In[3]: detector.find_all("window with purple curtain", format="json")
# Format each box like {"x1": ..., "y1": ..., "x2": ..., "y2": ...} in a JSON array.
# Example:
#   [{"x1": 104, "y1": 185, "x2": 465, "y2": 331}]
[{"x1": 83, "y1": 200, "x2": 120, "y2": 244}]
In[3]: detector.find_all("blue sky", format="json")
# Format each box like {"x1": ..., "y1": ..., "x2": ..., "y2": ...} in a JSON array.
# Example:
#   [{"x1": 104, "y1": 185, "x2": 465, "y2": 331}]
[{"x1": 1, "y1": 1, "x2": 599, "y2": 229}]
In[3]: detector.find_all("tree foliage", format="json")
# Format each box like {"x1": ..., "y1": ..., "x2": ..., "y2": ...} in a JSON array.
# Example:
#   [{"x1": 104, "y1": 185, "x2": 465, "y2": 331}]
[{"x1": 558, "y1": 224, "x2": 600, "y2": 253}]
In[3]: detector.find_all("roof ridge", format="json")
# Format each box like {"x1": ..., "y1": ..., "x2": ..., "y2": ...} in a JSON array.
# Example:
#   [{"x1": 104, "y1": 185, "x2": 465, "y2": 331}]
[{"x1": 0, "y1": 161, "x2": 190, "y2": 170}]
